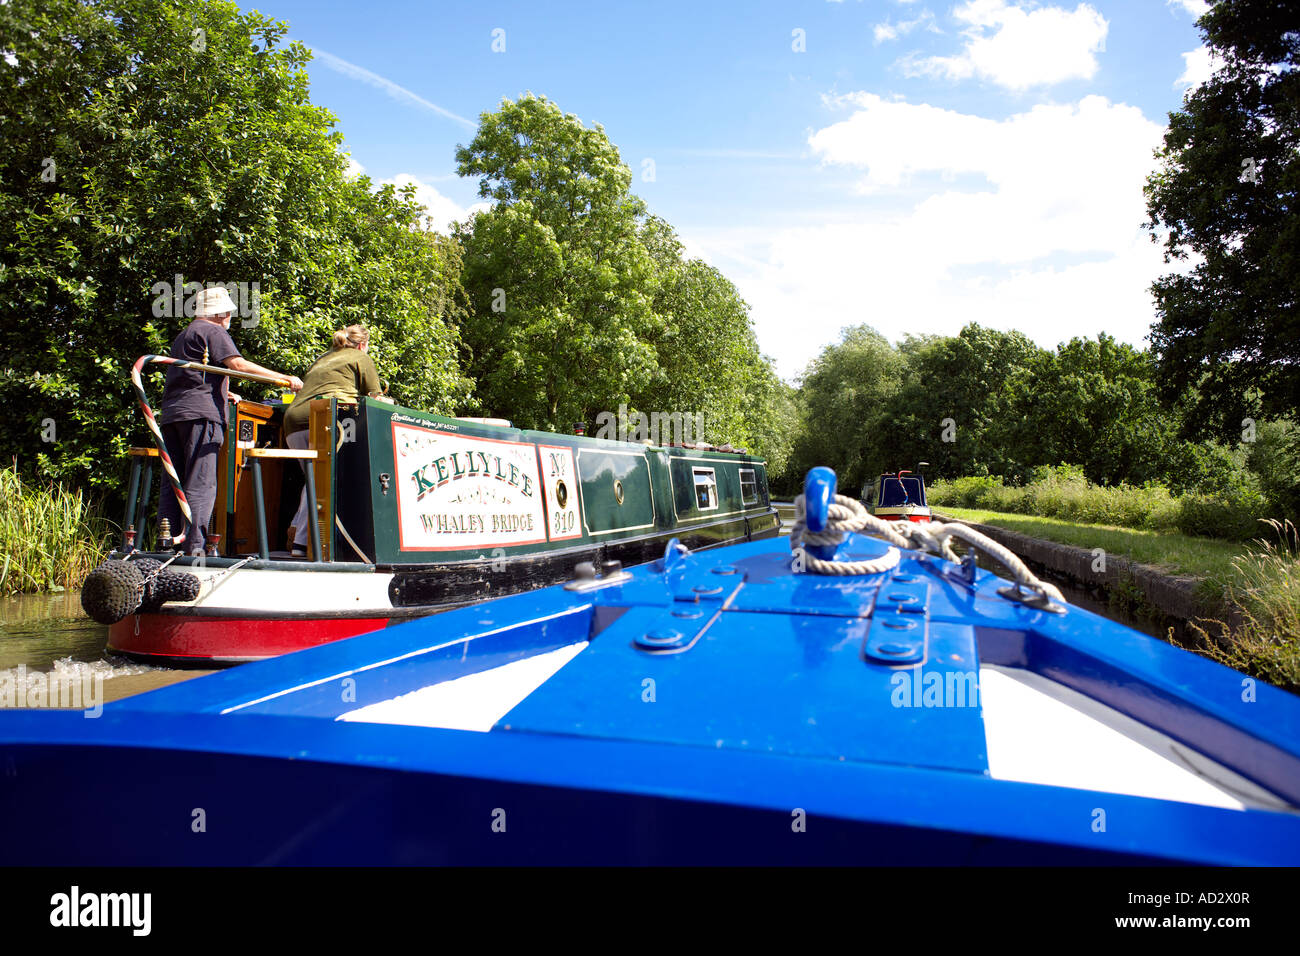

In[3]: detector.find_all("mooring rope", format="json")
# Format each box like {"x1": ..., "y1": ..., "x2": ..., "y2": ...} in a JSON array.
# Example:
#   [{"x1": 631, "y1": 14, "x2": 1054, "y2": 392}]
[
  {"x1": 788, "y1": 495, "x2": 906, "y2": 575},
  {"x1": 191, "y1": 556, "x2": 254, "y2": 605},
  {"x1": 788, "y1": 492, "x2": 1064, "y2": 603},
  {"x1": 130, "y1": 354, "x2": 292, "y2": 550},
  {"x1": 335, "y1": 516, "x2": 373, "y2": 565}
]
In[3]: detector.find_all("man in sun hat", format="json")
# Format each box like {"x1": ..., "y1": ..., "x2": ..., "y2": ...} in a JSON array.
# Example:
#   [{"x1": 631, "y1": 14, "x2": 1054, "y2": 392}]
[{"x1": 157, "y1": 285, "x2": 303, "y2": 555}]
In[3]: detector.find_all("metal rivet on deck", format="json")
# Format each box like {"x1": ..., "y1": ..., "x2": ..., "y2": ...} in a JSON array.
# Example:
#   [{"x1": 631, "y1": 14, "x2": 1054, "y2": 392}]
[
  {"x1": 877, "y1": 643, "x2": 914, "y2": 656},
  {"x1": 635, "y1": 628, "x2": 689, "y2": 650},
  {"x1": 692, "y1": 584, "x2": 723, "y2": 595},
  {"x1": 882, "y1": 619, "x2": 918, "y2": 631},
  {"x1": 887, "y1": 593, "x2": 918, "y2": 604},
  {"x1": 672, "y1": 610, "x2": 704, "y2": 619},
  {"x1": 711, "y1": 565, "x2": 739, "y2": 575},
  {"x1": 644, "y1": 629, "x2": 683, "y2": 644}
]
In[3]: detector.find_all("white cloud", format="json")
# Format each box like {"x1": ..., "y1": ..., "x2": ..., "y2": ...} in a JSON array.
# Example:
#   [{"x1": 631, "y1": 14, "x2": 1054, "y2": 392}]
[
  {"x1": 381, "y1": 174, "x2": 488, "y2": 232},
  {"x1": 343, "y1": 155, "x2": 365, "y2": 178},
  {"x1": 874, "y1": 10, "x2": 939, "y2": 44},
  {"x1": 1176, "y1": 45, "x2": 1222, "y2": 90},
  {"x1": 902, "y1": 1, "x2": 1108, "y2": 90},
  {"x1": 686, "y1": 93, "x2": 1174, "y2": 378},
  {"x1": 1167, "y1": 0, "x2": 1210, "y2": 17}
]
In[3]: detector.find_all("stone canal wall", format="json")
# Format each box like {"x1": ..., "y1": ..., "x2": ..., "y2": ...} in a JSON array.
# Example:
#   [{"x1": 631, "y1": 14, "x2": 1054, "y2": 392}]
[{"x1": 935, "y1": 514, "x2": 1226, "y2": 629}]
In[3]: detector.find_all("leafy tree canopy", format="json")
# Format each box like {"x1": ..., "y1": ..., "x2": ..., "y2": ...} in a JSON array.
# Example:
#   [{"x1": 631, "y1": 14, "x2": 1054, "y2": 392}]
[
  {"x1": 786, "y1": 325, "x2": 905, "y2": 494},
  {"x1": 1144, "y1": 0, "x2": 1300, "y2": 438},
  {"x1": 453, "y1": 94, "x2": 660, "y2": 429},
  {"x1": 452, "y1": 95, "x2": 788, "y2": 466},
  {"x1": 0, "y1": 0, "x2": 469, "y2": 489},
  {"x1": 890, "y1": 324, "x2": 1047, "y2": 481},
  {"x1": 1019, "y1": 334, "x2": 1175, "y2": 486},
  {"x1": 780, "y1": 322, "x2": 1281, "y2": 503}
]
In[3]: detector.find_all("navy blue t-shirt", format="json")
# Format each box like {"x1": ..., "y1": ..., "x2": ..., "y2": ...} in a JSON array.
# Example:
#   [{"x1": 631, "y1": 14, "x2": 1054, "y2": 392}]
[{"x1": 159, "y1": 319, "x2": 242, "y2": 425}]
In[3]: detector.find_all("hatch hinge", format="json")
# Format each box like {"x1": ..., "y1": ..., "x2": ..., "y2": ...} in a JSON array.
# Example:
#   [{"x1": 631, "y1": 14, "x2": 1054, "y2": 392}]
[{"x1": 862, "y1": 572, "x2": 929, "y2": 666}]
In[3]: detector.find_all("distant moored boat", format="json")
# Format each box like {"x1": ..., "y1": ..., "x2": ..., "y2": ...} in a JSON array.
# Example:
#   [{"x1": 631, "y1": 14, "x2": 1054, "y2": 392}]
[{"x1": 870, "y1": 468, "x2": 931, "y2": 523}]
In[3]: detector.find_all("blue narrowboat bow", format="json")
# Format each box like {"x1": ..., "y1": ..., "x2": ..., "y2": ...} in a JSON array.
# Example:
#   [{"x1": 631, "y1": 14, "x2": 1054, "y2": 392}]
[{"x1": 1, "y1": 467, "x2": 1298, "y2": 865}]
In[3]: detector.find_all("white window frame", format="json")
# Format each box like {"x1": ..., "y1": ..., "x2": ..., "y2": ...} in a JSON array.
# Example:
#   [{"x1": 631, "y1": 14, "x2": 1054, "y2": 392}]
[
  {"x1": 739, "y1": 468, "x2": 757, "y2": 504},
  {"x1": 692, "y1": 467, "x2": 719, "y2": 512}
]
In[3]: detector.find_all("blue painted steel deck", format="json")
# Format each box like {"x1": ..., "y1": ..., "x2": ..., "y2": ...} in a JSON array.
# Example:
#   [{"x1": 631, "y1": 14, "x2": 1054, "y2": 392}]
[{"x1": 2, "y1": 524, "x2": 1300, "y2": 864}]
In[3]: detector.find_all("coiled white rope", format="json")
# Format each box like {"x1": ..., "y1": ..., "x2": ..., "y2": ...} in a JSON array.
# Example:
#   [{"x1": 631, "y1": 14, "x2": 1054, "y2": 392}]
[
  {"x1": 788, "y1": 495, "x2": 906, "y2": 576},
  {"x1": 788, "y1": 493, "x2": 1064, "y2": 603}
]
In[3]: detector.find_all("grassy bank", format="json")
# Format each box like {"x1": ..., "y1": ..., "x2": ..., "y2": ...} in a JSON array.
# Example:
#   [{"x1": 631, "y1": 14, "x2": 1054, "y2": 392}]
[
  {"x1": 934, "y1": 506, "x2": 1247, "y2": 583},
  {"x1": 928, "y1": 467, "x2": 1276, "y2": 541},
  {"x1": 936, "y1": 505, "x2": 1300, "y2": 693},
  {"x1": 0, "y1": 465, "x2": 114, "y2": 594},
  {"x1": 1194, "y1": 521, "x2": 1300, "y2": 693}
]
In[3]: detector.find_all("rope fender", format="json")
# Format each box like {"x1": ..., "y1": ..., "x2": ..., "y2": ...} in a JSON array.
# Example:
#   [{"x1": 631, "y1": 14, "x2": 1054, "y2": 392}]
[{"x1": 80, "y1": 554, "x2": 202, "y2": 625}]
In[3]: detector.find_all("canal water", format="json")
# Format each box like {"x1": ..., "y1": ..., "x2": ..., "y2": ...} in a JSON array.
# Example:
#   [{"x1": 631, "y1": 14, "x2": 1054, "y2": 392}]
[
  {"x1": 0, "y1": 591, "x2": 209, "y2": 705},
  {"x1": 0, "y1": 591, "x2": 110, "y2": 671}
]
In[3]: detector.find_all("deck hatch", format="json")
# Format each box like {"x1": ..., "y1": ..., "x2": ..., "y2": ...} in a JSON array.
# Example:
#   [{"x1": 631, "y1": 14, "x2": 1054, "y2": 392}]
[{"x1": 495, "y1": 605, "x2": 988, "y2": 773}]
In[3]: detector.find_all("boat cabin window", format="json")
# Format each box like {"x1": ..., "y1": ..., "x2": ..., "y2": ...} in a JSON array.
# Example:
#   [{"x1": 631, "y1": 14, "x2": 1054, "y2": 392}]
[
  {"x1": 693, "y1": 468, "x2": 719, "y2": 511},
  {"x1": 878, "y1": 476, "x2": 926, "y2": 508},
  {"x1": 739, "y1": 468, "x2": 757, "y2": 504}
]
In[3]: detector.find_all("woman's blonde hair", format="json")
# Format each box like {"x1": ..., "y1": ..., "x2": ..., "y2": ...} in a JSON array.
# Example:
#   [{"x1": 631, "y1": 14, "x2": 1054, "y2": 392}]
[{"x1": 331, "y1": 324, "x2": 369, "y2": 350}]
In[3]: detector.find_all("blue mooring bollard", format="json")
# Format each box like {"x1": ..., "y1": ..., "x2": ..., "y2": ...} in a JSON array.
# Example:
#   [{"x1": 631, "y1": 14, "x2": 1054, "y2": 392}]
[{"x1": 803, "y1": 466, "x2": 839, "y2": 562}]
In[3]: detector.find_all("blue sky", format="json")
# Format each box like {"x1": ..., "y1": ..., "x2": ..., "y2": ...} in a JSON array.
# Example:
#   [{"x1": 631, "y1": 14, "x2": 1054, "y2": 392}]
[{"x1": 264, "y1": 0, "x2": 1215, "y2": 378}]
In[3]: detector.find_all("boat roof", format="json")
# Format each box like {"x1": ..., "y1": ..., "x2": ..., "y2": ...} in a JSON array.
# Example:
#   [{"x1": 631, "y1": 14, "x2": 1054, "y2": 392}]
[{"x1": 3, "y1": 533, "x2": 1299, "y2": 864}]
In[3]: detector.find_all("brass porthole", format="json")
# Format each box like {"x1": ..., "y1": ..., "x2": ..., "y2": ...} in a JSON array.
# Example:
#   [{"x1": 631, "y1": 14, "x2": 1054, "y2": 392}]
[
  {"x1": 613, "y1": 479, "x2": 625, "y2": 504},
  {"x1": 556, "y1": 479, "x2": 568, "y2": 508}
]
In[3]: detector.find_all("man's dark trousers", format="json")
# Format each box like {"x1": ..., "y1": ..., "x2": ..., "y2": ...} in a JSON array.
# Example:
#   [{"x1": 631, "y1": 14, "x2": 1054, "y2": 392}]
[{"x1": 157, "y1": 419, "x2": 224, "y2": 554}]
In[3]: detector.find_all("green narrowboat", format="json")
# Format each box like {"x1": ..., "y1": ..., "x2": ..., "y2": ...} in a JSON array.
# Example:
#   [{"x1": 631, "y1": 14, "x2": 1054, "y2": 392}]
[{"x1": 91, "y1": 384, "x2": 779, "y2": 666}]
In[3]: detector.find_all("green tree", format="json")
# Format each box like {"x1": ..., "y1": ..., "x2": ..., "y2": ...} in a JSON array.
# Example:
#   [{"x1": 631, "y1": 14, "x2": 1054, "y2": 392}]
[
  {"x1": 1144, "y1": 0, "x2": 1300, "y2": 438},
  {"x1": 636, "y1": 215, "x2": 782, "y2": 453},
  {"x1": 453, "y1": 97, "x2": 790, "y2": 466},
  {"x1": 741, "y1": 370, "x2": 798, "y2": 486},
  {"x1": 1017, "y1": 334, "x2": 1177, "y2": 486},
  {"x1": 890, "y1": 324, "x2": 1047, "y2": 480},
  {"x1": 1247, "y1": 418, "x2": 1300, "y2": 520},
  {"x1": 453, "y1": 95, "x2": 660, "y2": 430},
  {"x1": 786, "y1": 325, "x2": 905, "y2": 495},
  {"x1": 0, "y1": 0, "x2": 468, "y2": 490}
]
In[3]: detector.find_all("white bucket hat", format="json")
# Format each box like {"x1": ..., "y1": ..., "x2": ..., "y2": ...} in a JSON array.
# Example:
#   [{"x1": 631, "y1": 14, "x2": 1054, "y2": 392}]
[{"x1": 194, "y1": 285, "x2": 237, "y2": 317}]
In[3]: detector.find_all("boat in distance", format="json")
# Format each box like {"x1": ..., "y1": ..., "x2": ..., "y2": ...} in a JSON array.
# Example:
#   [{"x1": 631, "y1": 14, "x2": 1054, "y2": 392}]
[
  {"x1": 10, "y1": 466, "x2": 1299, "y2": 865},
  {"x1": 869, "y1": 468, "x2": 931, "y2": 523},
  {"x1": 84, "y1": 355, "x2": 778, "y2": 666}
]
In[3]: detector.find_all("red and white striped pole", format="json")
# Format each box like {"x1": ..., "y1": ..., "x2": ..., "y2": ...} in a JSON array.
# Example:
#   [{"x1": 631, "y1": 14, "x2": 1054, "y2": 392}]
[{"x1": 130, "y1": 354, "x2": 292, "y2": 549}]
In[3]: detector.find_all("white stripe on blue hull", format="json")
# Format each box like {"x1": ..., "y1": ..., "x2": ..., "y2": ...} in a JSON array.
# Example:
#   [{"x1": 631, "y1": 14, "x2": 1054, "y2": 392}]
[
  {"x1": 981, "y1": 665, "x2": 1288, "y2": 811},
  {"x1": 337, "y1": 642, "x2": 589, "y2": 732}
]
